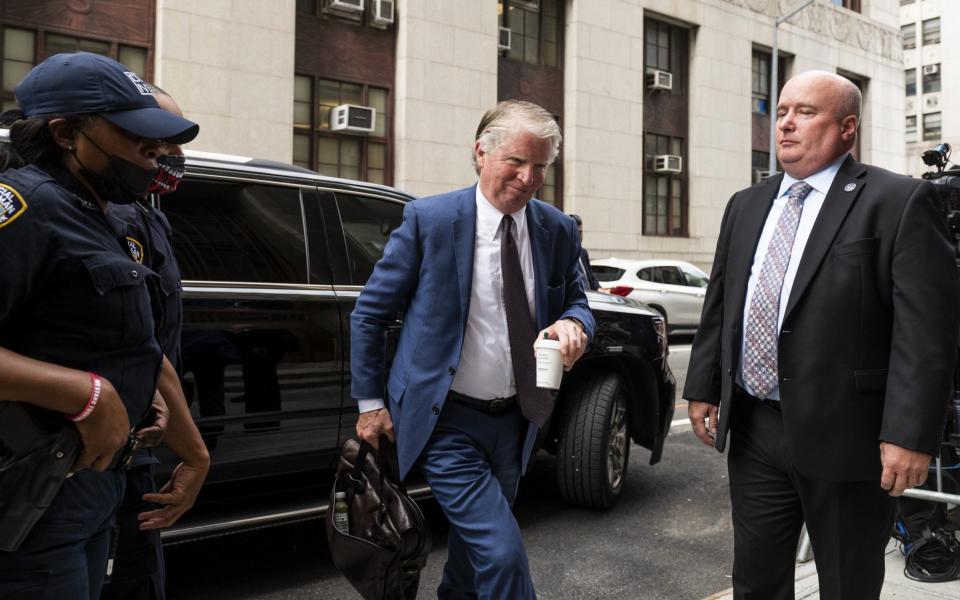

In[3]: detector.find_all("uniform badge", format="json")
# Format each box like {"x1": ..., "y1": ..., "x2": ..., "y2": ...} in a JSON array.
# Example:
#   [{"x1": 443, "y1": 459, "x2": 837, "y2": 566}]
[
  {"x1": 126, "y1": 236, "x2": 145, "y2": 263},
  {"x1": 0, "y1": 183, "x2": 27, "y2": 229}
]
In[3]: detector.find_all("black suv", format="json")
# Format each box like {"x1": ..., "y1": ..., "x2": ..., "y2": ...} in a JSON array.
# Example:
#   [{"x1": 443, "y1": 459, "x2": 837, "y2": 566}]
[{"x1": 142, "y1": 151, "x2": 676, "y2": 544}]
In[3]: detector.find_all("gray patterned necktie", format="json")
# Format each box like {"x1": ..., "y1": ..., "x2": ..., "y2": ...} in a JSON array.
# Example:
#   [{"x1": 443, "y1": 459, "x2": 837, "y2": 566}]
[{"x1": 742, "y1": 181, "x2": 813, "y2": 399}]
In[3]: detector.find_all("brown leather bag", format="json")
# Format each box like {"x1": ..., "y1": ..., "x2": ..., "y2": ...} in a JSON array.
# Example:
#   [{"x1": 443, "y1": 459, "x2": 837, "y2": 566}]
[{"x1": 326, "y1": 437, "x2": 430, "y2": 600}]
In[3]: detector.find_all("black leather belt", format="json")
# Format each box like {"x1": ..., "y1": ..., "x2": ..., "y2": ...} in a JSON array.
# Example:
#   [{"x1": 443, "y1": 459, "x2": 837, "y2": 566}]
[
  {"x1": 735, "y1": 385, "x2": 781, "y2": 412},
  {"x1": 448, "y1": 390, "x2": 517, "y2": 414}
]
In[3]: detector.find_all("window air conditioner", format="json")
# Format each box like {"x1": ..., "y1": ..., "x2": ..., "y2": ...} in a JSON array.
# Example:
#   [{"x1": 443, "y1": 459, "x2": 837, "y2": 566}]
[
  {"x1": 647, "y1": 70, "x2": 673, "y2": 91},
  {"x1": 654, "y1": 155, "x2": 682, "y2": 173},
  {"x1": 327, "y1": 0, "x2": 364, "y2": 14},
  {"x1": 498, "y1": 27, "x2": 512, "y2": 51},
  {"x1": 330, "y1": 104, "x2": 376, "y2": 134},
  {"x1": 925, "y1": 94, "x2": 940, "y2": 109},
  {"x1": 371, "y1": 0, "x2": 394, "y2": 26},
  {"x1": 753, "y1": 169, "x2": 773, "y2": 184},
  {"x1": 922, "y1": 64, "x2": 939, "y2": 75}
]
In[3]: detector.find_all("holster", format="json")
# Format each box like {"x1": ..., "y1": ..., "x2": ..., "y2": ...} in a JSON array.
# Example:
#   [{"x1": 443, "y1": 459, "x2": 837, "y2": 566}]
[{"x1": 0, "y1": 402, "x2": 82, "y2": 551}]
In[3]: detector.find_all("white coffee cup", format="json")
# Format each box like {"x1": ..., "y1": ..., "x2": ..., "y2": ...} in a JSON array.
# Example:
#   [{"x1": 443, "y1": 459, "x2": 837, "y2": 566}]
[{"x1": 534, "y1": 336, "x2": 563, "y2": 390}]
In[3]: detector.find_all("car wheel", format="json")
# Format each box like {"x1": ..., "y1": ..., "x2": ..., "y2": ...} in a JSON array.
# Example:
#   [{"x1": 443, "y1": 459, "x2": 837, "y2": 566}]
[{"x1": 555, "y1": 370, "x2": 630, "y2": 510}]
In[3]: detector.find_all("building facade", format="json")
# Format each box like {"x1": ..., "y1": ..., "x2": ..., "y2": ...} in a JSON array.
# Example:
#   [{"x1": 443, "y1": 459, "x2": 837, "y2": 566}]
[
  {"x1": 0, "y1": 0, "x2": 904, "y2": 268},
  {"x1": 901, "y1": 0, "x2": 954, "y2": 178}
]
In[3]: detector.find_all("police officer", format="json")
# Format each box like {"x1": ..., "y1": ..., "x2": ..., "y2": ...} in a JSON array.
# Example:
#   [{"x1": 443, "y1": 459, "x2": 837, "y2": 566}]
[
  {"x1": 101, "y1": 87, "x2": 210, "y2": 600},
  {"x1": 0, "y1": 52, "x2": 198, "y2": 598}
]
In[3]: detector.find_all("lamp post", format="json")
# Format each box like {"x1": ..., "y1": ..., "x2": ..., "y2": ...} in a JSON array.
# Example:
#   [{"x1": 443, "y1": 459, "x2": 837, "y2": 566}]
[{"x1": 768, "y1": 0, "x2": 816, "y2": 175}]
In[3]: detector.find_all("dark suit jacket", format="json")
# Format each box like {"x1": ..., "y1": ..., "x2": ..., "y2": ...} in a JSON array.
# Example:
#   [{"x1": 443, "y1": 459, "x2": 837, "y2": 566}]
[
  {"x1": 683, "y1": 155, "x2": 959, "y2": 481},
  {"x1": 351, "y1": 186, "x2": 596, "y2": 480},
  {"x1": 579, "y1": 247, "x2": 600, "y2": 290}
]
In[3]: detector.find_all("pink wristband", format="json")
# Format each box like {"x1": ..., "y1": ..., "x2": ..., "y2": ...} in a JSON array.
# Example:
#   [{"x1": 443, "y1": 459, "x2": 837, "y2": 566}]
[{"x1": 68, "y1": 373, "x2": 102, "y2": 422}]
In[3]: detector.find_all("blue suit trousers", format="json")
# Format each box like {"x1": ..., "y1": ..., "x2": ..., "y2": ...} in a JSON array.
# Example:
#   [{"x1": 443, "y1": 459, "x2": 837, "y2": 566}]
[{"x1": 418, "y1": 399, "x2": 536, "y2": 600}]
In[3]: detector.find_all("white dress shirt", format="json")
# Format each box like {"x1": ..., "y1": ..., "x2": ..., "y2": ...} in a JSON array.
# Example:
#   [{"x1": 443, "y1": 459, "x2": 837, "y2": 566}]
[
  {"x1": 450, "y1": 186, "x2": 536, "y2": 399},
  {"x1": 357, "y1": 186, "x2": 536, "y2": 412},
  {"x1": 738, "y1": 154, "x2": 847, "y2": 400}
]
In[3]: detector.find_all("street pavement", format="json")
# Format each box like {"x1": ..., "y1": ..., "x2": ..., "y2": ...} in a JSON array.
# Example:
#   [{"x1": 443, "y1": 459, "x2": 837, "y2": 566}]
[{"x1": 164, "y1": 337, "x2": 960, "y2": 599}]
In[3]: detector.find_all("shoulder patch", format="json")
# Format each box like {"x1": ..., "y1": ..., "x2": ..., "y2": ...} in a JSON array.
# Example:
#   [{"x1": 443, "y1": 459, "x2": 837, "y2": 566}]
[
  {"x1": 126, "y1": 236, "x2": 145, "y2": 264},
  {"x1": 0, "y1": 183, "x2": 27, "y2": 229}
]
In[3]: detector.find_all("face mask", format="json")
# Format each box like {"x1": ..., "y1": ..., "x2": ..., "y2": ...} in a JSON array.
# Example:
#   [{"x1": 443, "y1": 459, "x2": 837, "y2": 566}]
[
  {"x1": 146, "y1": 154, "x2": 186, "y2": 196},
  {"x1": 72, "y1": 131, "x2": 159, "y2": 205}
]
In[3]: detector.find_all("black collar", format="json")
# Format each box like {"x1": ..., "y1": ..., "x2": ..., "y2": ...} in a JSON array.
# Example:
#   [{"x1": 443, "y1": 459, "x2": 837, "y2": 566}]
[{"x1": 42, "y1": 161, "x2": 100, "y2": 211}]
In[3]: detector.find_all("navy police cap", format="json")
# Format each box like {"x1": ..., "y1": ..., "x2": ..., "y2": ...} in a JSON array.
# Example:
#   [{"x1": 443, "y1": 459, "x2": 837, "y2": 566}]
[{"x1": 15, "y1": 52, "x2": 199, "y2": 145}]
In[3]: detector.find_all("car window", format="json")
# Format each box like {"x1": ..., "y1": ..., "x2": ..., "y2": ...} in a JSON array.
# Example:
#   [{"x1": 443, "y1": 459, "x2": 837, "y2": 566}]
[
  {"x1": 161, "y1": 179, "x2": 308, "y2": 284},
  {"x1": 681, "y1": 266, "x2": 709, "y2": 288},
  {"x1": 592, "y1": 266, "x2": 625, "y2": 282},
  {"x1": 659, "y1": 266, "x2": 685, "y2": 286},
  {"x1": 637, "y1": 267, "x2": 661, "y2": 283},
  {"x1": 336, "y1": 193, "x2": 405, "y2": 285}
]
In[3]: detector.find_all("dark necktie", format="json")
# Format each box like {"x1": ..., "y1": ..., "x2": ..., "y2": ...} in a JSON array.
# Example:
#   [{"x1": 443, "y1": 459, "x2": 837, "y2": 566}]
[{"x1": 501, "y1": 215, "x2": 552, "y2": 427}]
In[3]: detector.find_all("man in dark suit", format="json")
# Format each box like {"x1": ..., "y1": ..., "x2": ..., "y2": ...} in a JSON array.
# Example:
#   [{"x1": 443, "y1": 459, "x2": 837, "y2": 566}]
[
  {"x1": 351, "y1": 100, "x2": 595, "y2": 599},
  {"x1": 569, "y1": 213, "x2": 600, "y2": 290},
  {"x1": 684, "y1": 70, "x2": 959, "y2": 598}
]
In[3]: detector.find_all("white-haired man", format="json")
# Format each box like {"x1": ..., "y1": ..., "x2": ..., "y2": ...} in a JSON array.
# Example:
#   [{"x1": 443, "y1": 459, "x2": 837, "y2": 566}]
[{"x1": 351, "y1": 100, "x2": 595, "y2": 599}]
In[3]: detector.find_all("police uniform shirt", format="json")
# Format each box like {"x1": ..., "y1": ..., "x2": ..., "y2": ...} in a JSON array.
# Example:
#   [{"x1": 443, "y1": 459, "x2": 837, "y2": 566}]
[
  {"x1": 106, "y1": 202, "x2": 185, "y2": 470},
  {"x1": 0, "y1": 163, "x2": 162, "y2": 425},
  {"x1": 108, "y1": 201, "x2": 184, "y2": 372}
]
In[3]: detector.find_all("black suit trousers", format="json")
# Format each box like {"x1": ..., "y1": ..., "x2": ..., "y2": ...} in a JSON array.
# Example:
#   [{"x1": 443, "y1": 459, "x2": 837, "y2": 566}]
[{"x1": 727, "y1": 389, "x2": 895, "y2": 600}]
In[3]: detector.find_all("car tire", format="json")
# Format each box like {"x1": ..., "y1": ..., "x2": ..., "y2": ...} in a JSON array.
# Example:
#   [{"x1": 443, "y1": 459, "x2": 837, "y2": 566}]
[{"x1": 555, "y1": 370, "x2": 630, "y2": 510}]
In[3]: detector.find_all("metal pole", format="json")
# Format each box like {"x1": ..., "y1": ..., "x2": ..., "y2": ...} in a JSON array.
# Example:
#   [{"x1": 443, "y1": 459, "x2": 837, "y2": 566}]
[
  {"x1": 936, "y1": 456, "x2": 943, "y2": 493},
  {"x1": 902, "y1": 487, "x2": 960, "y2": 505},
  {"x1": 768, "y1": 0, "x2": 816, "y2": 175},
  {"x1": 768, "y1": 26, "x2": 779, "y2": 174}
]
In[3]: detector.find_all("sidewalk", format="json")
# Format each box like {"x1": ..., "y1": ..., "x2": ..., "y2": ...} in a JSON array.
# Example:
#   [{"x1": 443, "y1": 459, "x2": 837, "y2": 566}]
[{"x1": 704, "y1": 540, "x2": 960, "y2": 599}]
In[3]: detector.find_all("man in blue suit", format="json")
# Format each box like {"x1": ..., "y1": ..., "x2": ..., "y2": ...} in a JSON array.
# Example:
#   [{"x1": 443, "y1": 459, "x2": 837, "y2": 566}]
[{"x1": 351, "y1": 100, "x2": 596, "y2": 599}]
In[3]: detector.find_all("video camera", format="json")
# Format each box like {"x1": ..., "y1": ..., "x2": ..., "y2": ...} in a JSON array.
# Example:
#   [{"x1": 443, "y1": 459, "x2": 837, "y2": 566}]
[
  {"x1": 920, "y1": 143, "x2": 960, "y2": 450},
  {"x1": 922, "y1": 143, "x2": 960, "y2": 261}
]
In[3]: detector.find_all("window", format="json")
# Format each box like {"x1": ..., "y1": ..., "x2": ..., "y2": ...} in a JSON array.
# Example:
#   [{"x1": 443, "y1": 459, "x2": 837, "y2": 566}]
[
  {"x1": 498, "y1": 1, "x2": 560, "y2": 67},
  {"x1": 906, "y1": 115, "x2": 917, "y2": 144},
  {"x1": 161, "y1": 180, "x2": 309, "y2": 284},
  {"x1": 830, "y1": 0, "x2": 860, "y2": 11},
  {"x1": 923, "y1": 112, "x2": 941, "y2": 141},
  {"x1": 292, "y1": 76, "x2": 390, "y2": 184},
  {"x1": 680, "y1": 265, "x2": 709, "y2": 288},
  {"x1": 752, "y1": 51, "x2": 770, "y2": 114},
  {"x1": 645, "y1": 20, "x2": 672, "y2": 73},
  {"x1": 659, "y1": 266, "x2": 685, "y2": 286},
  {"x1": 922, "y1": 18, "x2": 940, "y2": 46},
  {"x1": 922, "y1": 64, "x2": 940, "y2": 94},
  {"x1": 638, "y1": 267, "x2": 660, "y2": 282},
  {"x1": 2, "y1": 28, "x2": 33, "y2": 110},
  {"x1": 752, "y1": 151, "x2": 771, "y2": 183},
  {"x1": 540, "y1": 164, "x2": 557, "y2": 205},
  {"x1": 336, "y1": 194, "x2": 404, "y2": 284},
  {"x1": 643, "y1": 133, "x2": 685, "y2": 237},
  {"x1": 902, "y1": 23, "x2": 917, "y2": 50},
  {"x1": 1, "y1": 26, "x2": 149, "y2": 112},
  {"x1": 592, "y1": 266, "x2": 625, "y2": 282},
  {"x1": 905, "y1": 68, "x2": 916, "y2": 97}
]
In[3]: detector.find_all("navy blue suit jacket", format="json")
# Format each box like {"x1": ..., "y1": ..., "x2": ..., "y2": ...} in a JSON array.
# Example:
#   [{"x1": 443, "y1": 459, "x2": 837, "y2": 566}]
[{"x1": 351, "y1": 185, "x2": 596, "y2": 480}]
